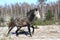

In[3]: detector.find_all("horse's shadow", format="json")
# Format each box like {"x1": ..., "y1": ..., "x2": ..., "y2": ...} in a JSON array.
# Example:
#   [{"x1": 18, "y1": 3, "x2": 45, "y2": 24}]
[{"x1": 10, "y1": 30, "x2": 29, "y2": 36}]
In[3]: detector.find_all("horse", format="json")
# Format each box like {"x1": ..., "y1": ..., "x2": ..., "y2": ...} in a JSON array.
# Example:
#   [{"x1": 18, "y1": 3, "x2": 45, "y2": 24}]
[{"x1": 7, "y1": 8, "x2": 41, "y2": 36}]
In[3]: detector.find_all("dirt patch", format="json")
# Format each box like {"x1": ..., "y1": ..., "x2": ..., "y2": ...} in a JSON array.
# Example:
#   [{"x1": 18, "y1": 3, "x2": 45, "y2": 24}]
[{"x1": 0, "y1": 25, "x2": 60, "y2": 40}]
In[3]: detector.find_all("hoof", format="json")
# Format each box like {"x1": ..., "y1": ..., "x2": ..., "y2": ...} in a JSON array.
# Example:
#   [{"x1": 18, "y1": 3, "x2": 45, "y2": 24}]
[
  {"x1": 30, "y1": 34, "x2": 32, "y2": 37},
  {"x1": 16, "y1": 33, "x2": 19, "y2": 36}
]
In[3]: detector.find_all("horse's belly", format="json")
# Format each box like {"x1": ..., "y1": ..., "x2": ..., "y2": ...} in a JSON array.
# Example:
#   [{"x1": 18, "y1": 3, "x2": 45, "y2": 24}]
[{"x1": 16, "y1": 21, "x2": 27, "y2": 26}]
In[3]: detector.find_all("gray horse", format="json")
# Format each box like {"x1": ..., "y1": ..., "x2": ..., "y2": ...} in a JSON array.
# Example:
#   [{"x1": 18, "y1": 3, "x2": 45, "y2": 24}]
[{"x1": 7, "y1": 8, "x2": 41, "y2": 36}]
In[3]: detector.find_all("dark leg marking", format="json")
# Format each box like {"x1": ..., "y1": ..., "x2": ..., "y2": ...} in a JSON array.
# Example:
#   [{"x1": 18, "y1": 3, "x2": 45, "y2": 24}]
[
  {"x1": 15, "y1": 27, "x2": 21, "y2": 36},
  {"x1": 8, "y1": 27, "x2": 14, "y2": 34},
  {"x1": 31, "y1": 25, "x2": 34, "y2": 34},
  {"x1": 27, "y1": 24, "x2": 32, "y2": 37}
]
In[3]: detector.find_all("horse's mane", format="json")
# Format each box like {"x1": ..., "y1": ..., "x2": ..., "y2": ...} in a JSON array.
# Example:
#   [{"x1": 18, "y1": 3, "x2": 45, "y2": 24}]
[{"x1": 27, "y1": 8, "x2": 38, "y2": 17}]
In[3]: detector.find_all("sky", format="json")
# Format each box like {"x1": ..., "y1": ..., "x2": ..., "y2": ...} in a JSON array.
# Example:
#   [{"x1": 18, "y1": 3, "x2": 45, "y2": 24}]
[{"x1": 0, "y1": 0, "x2": 58, "y2": 6}]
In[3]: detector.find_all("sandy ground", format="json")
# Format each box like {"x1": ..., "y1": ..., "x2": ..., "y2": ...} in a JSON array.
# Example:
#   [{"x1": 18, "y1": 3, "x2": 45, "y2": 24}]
[{"x1": 0, "y1": 25, "x2": 60, "y2": 40}]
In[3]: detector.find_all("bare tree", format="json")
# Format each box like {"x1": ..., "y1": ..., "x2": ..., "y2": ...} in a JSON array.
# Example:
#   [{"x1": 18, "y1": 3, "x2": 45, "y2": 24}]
[
  {"x1": 21, "y1": 2, "x2": 30, "y2": 17},
  {"x1": 38, "y1": 0, "x2": 47, "y2": 20}
]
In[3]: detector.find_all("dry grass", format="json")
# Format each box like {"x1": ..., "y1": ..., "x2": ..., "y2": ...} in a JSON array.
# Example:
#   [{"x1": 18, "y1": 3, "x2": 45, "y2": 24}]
[{"x1": 0, "y1": 25, "x2": 60, "y2": 40}]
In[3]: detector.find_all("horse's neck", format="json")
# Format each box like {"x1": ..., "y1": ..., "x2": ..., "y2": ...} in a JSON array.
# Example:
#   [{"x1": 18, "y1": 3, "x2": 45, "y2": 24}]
[{"x1": 28, "y1": 15, "x2": 35, "y2": 22}]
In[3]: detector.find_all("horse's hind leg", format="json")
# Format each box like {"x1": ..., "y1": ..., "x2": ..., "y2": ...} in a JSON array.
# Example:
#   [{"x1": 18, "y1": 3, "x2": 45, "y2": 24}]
[
  {"x1": 31, "y1": 25, "x2": 34, "y2": 34},
  {"x1": 8, "y1": 27, "x2": 14, "y2": 34}
]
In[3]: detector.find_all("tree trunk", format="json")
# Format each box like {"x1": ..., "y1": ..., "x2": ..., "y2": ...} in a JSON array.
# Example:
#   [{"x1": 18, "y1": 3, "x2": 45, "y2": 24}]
[{"x1": 41, "y1": 2, "x2": 45, "y2": 20}]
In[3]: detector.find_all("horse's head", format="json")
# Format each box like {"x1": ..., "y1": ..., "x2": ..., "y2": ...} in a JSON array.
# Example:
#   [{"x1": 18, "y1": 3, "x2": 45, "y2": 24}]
[
  {"x1": 34, "y1": 8, "x2": 41, "y2": 19},
  {"x1": 27, "y1": 8, "x2": 41, "y2": 21}
]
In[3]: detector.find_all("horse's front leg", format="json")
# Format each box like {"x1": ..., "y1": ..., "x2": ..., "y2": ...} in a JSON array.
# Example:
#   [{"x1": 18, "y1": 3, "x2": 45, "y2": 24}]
[
  {"x1": 27, "y1": 24, "x2": 32, "y2": 37},
  {"x1": 31, "y1": 25, "x2": 34, "y2": 34},
  {"x1": 15, "y1": 27, "x2": 21, "y2": 36}
]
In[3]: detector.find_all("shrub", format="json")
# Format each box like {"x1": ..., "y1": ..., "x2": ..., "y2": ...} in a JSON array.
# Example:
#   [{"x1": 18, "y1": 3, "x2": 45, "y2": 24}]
[
  {"x1": 45, "y1": 10, "x2": 54, "y2": 20},
  {"x1": 33, "y1": 20, "x2": 55, "y2": 25},
  {"x1": 0, "y1": 17, "x2": 5, "y2": 27},
  {"x1": 0, "y1": 17, "x2": 4, "y2": 23}
]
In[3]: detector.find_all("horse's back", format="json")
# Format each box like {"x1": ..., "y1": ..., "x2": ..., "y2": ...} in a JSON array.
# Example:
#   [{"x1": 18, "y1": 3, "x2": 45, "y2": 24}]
[{"x1": 15, "y1": 17, "x2": 28, "y2": 26}]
